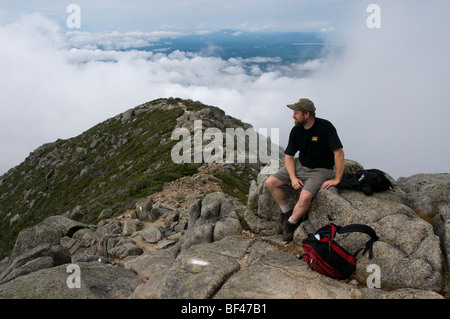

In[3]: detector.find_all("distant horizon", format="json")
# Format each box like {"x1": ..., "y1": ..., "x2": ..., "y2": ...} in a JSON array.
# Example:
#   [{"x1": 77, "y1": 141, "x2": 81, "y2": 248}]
[
  {"x1": 1, "y1": 0, "x2": 359, "y2": 34},
  {"x1": 65, "y1": 29, "x2": 332, "y2": 64}
]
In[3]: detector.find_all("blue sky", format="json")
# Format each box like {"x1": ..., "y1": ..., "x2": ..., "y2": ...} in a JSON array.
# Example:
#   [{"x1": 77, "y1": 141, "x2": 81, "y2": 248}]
[{"x1": 0, "y1": 1, "x2": 449, "y2": 179}]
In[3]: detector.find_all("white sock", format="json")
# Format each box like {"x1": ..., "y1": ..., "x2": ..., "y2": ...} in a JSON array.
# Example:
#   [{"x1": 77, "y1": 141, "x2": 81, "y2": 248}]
[
  {"x1": 288, "y1": 216, "x2": 298, "y2": 224},
  {"x1": 280, "y1": 203, "x2": 292, "y2": 214}
]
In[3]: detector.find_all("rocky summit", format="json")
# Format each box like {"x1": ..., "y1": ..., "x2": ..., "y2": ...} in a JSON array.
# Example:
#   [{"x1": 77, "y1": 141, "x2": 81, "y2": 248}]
[{"x1": 0, "y1": 98, "x2": 449, "y2": 299}]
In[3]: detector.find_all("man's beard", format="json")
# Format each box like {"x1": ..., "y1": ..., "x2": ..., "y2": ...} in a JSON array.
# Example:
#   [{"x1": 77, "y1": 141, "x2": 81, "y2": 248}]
[{"x1": 295, "y1": 118, "x2": 306, "y2": 126}]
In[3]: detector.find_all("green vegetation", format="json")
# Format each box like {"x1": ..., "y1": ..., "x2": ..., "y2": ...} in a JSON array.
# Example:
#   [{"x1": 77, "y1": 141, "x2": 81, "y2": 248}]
[{"x1": 213, "y1": 168, "x2": 254, "y2": 204}]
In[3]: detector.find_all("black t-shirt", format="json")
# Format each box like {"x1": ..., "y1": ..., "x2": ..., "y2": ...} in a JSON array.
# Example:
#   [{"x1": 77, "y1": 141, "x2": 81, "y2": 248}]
[{"x1": 284, "y1": 118, "x2": 343, "y2": 169}]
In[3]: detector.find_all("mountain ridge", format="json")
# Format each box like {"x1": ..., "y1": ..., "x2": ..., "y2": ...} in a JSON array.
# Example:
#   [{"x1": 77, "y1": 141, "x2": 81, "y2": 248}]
[{"x1": 0, "y1": 98, "x2": 262, "y2": 257}]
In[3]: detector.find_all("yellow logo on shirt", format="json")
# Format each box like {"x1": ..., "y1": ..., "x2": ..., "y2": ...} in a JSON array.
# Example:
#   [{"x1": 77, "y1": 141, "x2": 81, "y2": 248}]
[{"x1": 312, "y1": 136, "x2": 318, "y2": 142}]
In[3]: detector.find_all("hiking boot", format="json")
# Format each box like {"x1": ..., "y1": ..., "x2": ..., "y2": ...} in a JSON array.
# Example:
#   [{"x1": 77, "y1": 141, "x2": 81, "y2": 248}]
[
  {"x1": 277, "y1": 209, "x2": 293, "y2": 234},
  {"x1": 282, "y1": 220, "x2": 300, "y2": 242}
]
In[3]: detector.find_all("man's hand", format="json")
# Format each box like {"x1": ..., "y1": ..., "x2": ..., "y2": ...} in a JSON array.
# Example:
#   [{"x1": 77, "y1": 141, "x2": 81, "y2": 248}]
[
  {"x1": 285, "y1": 155, "x2": 303, "y2": 190},
  {"x1": 322, "y1": 148, "x2": 345, "y2": 190},
  {"x1": 291, "y1": 178, "x2": 304, "y2": 190},
  {"x1": 321, "y1": 179, "x2": 339, "y2": 189}
]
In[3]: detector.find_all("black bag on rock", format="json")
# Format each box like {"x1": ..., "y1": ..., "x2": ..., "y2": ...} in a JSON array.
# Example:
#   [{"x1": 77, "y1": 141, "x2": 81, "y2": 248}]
[
  {"x1": 301, "y1": 223, "x2": 379, "y2": 280},
  {"x1": 337, "y1": 169, "x2": 394, "y2": 195}
]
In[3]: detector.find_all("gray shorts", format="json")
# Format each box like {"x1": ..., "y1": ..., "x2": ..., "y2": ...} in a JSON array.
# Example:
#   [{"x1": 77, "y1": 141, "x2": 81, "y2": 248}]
[{"x1": 271, "y1": 158, "x2": 334, "y2": 196}]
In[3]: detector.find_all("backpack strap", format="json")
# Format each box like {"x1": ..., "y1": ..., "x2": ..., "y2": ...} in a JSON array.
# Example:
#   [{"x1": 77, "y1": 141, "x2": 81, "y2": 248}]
[{"x1": 336, "y1": 224, "x2": 379, "y2": 259}]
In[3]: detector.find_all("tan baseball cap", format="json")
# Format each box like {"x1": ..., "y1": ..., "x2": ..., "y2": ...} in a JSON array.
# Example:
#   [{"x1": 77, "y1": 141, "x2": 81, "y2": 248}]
[{"x1": 287, "y1": 98, "x2": 316, "y2": 112}]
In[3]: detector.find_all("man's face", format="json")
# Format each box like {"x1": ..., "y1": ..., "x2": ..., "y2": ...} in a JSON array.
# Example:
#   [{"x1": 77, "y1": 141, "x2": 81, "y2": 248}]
[{"x1": 293, "y1": 110, "x2": 307, "y2": 126}]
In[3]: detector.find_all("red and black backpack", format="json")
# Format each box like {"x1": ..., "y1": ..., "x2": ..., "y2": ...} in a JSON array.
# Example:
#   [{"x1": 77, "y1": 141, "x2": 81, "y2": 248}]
[{"x1": 301, "y1": 223, "x2": 379, "y2": 280}]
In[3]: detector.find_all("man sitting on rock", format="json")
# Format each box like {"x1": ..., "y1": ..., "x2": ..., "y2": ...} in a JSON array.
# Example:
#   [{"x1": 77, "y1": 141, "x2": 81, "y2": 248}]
[{"x1": 265, "y1": 98, "x2": 345, "y2": 241}]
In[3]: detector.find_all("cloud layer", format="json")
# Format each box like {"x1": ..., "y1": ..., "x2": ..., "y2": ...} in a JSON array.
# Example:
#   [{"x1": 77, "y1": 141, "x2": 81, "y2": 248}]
[{"x1": 1, "y1": 1, "x2": 449, "y2": 179}]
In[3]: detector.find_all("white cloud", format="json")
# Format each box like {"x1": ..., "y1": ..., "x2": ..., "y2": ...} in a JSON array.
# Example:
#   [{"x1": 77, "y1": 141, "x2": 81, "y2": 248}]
[
  {"x1": 1, "y1": 1, "x2": 450, "y2": 180},
  {"x1": 66, "y1": 30, "x2": 183, "y2": 50},
  {"x1": 320, "y1": 27, "x2": 334, "y2": 32}
]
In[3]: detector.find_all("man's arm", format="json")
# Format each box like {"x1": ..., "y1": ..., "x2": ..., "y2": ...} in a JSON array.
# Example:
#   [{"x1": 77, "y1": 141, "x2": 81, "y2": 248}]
[
  {"x1": 321, "y1": 148, "x2": 345, "y2": 189},
  {"x1": 285, "y1": 154, "x2": 304, "y2": 190}
]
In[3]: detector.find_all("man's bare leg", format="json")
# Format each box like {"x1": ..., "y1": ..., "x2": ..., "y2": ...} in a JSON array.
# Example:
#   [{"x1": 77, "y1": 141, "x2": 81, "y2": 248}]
[
  {"x1": 290, "y1": 190, "x2": 313, "y2": 223},
  {"x1": 265, "y1": 176, "x2": 293, "y2": 234},
  {"x1": 265, "y1": 176, "x2": 287, "y2": 206},
  {"x1": 283, "y1": 190, "x2": 313, "y2": 241}
]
